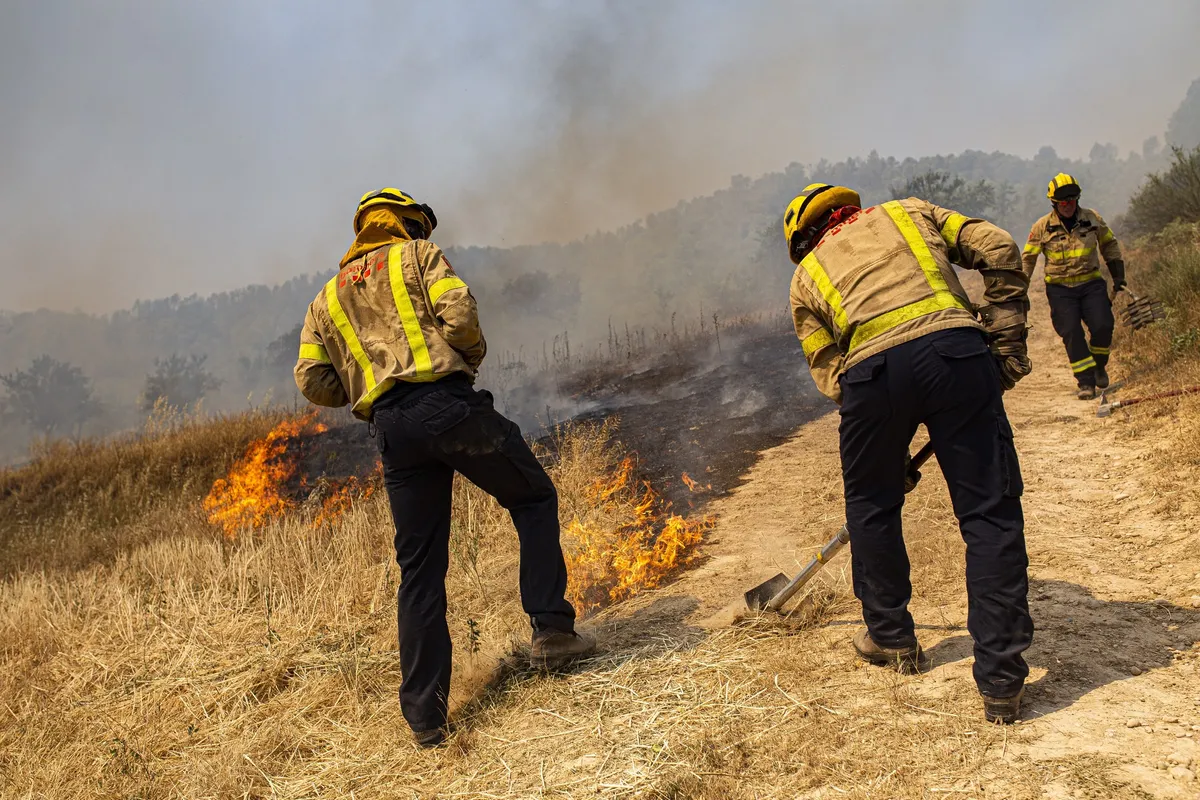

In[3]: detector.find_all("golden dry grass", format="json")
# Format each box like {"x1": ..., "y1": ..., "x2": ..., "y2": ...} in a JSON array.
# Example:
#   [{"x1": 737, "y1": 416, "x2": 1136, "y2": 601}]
[{"x1": 2, "y1": 409, "x2": 1139, "y2": 799}]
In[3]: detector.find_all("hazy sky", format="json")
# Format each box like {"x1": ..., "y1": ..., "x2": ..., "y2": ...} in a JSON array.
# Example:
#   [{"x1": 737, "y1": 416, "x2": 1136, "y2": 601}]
[{"x1": 3, "y1": 0, "x2": 1199, "y2": 313}]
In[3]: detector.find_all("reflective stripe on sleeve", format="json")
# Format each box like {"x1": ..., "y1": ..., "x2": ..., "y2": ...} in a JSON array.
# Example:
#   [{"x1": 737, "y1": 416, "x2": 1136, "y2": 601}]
[
  {"x1": 1023, "y1": 243, "x2": 1042, "y2": 255},
  {"x1": 325, "y1": 278, "x2": 376, "y2": 390},
  {"x1": 1100, "y1": 229, "x2": 1115, "y2": 244},
  {"x1": 801, "y1": 328, "x2": 834, "y2": 358},
  {"x1": 799, "y1": 252, "x2": 849, "y2": 333},
  {"x1": 388, "y1": 246, "x2": 435, "y2": 379},
  {"x1": 298, "y1": 343, "x2": 330, "y2": 363},
  {"x1": 939, "y1": 213, "x2": 969, "y2": 249},
  {"x1": 1070, "y1": 356, "x2": 1097, "y2": 373},
  {"x1": 1045, "y1": 270, "x2": 1102, "y2": 285},
  {"x1": 429, "y1": 276, "x2": 468, "y2": 305},
  {"x1": 881, "y1": 201, "x2": 967, "y2": 312}
]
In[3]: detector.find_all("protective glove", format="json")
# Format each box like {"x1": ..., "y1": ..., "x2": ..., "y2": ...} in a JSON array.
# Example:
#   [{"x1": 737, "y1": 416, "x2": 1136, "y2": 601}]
[
  {"x1": 978, "y1": 301, "x2": 1032, "y2": 391},
  {"x1": 996, "y1": 353, "x2": 1033, "y2": 391},
  {"x1": 903, "y1": 454, "x2": 922, "y2": 493},
  {"x1": 1110, "y1": 280, "x2": 1127, "y2": 301}
]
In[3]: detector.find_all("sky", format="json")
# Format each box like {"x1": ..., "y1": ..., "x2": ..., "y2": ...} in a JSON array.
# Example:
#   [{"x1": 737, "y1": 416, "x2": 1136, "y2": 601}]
[{"x1": 2, "y1": 0, "x2": 1200, "y2": 313}]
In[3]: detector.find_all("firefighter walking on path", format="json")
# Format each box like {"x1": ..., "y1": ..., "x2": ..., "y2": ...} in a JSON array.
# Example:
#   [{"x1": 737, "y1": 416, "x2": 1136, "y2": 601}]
[
  {"x1": 294, "y1": 188, "x2": 595, "y2": 748},
  {"x1": 783, "y1": 183, "x2": 1035, "y2": 723},
  {"x1": 1023, "y1": 173, "x2": 1126, "y2": 399}
]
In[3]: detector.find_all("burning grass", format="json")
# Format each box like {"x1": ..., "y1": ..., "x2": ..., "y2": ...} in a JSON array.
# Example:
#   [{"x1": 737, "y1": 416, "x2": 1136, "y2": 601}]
[{"x1": 564, "y1": 456, "x2": 713, "y2": 615}]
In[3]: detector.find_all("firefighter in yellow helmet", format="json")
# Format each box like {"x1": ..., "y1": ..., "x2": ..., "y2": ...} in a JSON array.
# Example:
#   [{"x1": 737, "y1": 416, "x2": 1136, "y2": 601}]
[
  {"x1": 782, "y1": 183, "x2": 1034, "y2": 723},
  {"x1": 1022, "y1": 174, "x2": 1125, "y2": 399},
  {"x1": 294, "y1": 188, "x2": 594, "y2": 747}
]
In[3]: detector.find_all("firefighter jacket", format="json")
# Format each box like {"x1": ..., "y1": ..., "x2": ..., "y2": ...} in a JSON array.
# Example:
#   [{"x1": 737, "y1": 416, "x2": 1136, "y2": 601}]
[
  {"x1": 790, "y1": 198, "x2": 1028, "y2": 404},
  {"x1": 294, "y1": 239, "x2": 486, "y2": 420},
  {"x1": 1022, "y1": 207, "x2": 1124, "y2": 286}
]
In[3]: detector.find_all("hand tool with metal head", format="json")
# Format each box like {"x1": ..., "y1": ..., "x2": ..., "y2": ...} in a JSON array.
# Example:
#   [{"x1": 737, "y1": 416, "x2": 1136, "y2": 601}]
[
  {"x1": 744, "y1": 440, "x2": 936, "y2": 613},
  {"x1": 1097, "y1": 385, "x2": 1200, "y2": 417}
]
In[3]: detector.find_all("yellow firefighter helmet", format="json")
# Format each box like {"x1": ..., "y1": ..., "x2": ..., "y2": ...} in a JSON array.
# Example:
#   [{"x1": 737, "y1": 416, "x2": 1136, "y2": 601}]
[
  {"x1": 783, "y1": 183, "x2": 862, "y2": 264},
  {"x1": 1047, "y1": 173, "x2": 1081, "y2": 200},
  {"x1": 353, "y1": 188, "x2": 438, "y2": 235}
]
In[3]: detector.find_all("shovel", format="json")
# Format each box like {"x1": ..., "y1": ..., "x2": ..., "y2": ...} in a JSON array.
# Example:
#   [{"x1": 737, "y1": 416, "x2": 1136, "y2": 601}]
[{"x1": 743, "y1": 440, "x2": 935, "y2": 613}]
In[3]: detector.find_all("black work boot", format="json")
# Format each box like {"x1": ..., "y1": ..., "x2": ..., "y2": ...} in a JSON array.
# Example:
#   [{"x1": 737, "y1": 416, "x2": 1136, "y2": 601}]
[
  {"x1": 531, "y1": 628, "x2": 596, "y2": 669},
  {"x1": 981, "y1": 686, "x2": 1025, "y2": 724},
  {"x1": 852, "y1": 628, "x2": 929, "y2": 674},
  {"x1": 412, "y1": 726, "x2": 447, "y2": 748},
  {"x1": 1076, "y1": 384, "x2": 1097, "y2": 400},
  {"x1": 1094, "y1": 367, "x2": 1110, "y2": 389}
]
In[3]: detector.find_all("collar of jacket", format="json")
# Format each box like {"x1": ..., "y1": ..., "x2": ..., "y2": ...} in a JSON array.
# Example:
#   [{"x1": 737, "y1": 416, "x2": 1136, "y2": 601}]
[
  {"x1": 340, "y1": 214, "x2": 412, "y2": 267},
  {"x1": 1047, "y1": 206, "x2": 1092, "y2": 231}
]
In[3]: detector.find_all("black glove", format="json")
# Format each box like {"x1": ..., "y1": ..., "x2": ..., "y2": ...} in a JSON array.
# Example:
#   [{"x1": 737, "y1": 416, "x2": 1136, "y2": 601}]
[{"x1": 903, "y1": 455, "x2": 922, "y2": 494}]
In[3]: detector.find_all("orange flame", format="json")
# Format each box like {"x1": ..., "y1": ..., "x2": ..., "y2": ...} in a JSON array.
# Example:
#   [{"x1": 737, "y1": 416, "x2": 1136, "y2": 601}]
[
  {"x1": 681, "y1": 471, "x2": 711, "y2": 493},
  {"x1": 565, "y1": 456, "x2": 712, "y2": 616},
  {"x1": 203, "y1": 411, "x2": 328, "y2": 539},
  {"x1": 311, "y1": 474, "x2": 378, "y2": 529}
]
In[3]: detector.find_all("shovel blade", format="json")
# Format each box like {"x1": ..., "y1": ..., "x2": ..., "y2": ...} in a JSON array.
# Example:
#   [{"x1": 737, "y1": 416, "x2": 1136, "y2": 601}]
[{"x1": 744, "y1": 572, "x2": 790, "y2": 611}]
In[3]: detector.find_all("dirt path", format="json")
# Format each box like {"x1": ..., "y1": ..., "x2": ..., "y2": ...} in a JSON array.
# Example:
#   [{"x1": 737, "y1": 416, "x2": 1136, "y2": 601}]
[{"x1": 597, "y1": 291, "x2": 1200, "y2": 798}]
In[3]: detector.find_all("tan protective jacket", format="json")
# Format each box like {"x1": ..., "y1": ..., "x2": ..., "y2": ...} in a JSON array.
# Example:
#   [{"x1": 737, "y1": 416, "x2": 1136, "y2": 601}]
[
  {"x1": 1022, "y1": 207, "x2": 1122, "y2": 285},
  {"x1": 791, "y1": 198, "x2": 1028, "y2": 404},
  {"x1": 294, "y1": 239, "x2": 486, "y2": 419}
]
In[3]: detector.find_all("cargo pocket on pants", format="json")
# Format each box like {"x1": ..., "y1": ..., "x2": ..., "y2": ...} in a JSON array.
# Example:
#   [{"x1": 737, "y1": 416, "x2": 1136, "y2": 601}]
[{"x1": 997, "y1": 414, "x2": 1024, "y2": 498}]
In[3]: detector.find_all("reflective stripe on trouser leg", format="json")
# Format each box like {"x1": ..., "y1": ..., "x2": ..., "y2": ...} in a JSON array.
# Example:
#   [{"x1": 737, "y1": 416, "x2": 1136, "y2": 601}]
[
  {"x1": 1080, "y1": 279, "x2": 1115, "y2": 370},
  {"x1": 1047, "y1": 283, "x2": 1096, "y2": 386}
]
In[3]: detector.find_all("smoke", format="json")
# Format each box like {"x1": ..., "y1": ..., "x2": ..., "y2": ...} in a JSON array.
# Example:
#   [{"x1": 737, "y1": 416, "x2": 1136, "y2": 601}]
[{"x1": 2, "y1": 0, "x2": 1200, "y2": 309}]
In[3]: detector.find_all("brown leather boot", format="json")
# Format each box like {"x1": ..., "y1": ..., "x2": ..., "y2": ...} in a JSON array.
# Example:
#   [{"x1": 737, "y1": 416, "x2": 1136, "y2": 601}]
[
  {"x1": 530, "y1": 628, "x2": 596, "y2": 669},
  {"x1": 982, "y1": 686, "x2": 1025, "y2": 724},
  {"x1": 852, "y1": 628, "x2": 929, "y2": 674}
]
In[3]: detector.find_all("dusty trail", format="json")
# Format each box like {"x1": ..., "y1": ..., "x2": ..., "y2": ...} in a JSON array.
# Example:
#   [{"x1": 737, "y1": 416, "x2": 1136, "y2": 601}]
[{"x1": 594, "y1": 290, "x2": 1200, "y2": 798}]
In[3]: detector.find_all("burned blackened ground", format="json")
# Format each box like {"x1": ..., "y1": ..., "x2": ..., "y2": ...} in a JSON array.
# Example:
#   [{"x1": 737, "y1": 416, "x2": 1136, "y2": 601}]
[
  {"x1": 306, "y1": 330, "x2": 833, "y2": 510},
  {"x1": 513, "y1": 331, "x2": 833, "y2": 509}
]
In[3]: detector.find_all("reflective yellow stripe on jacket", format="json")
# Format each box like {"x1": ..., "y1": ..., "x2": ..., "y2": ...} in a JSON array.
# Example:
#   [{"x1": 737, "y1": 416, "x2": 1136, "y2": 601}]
[
  {"x1": 1045, "y1": 270, "x2": 1102, "y2": 285},
  {"x1": 387, "y1": 245, "x2": 436, "y2": 381},
  {"x1": 844, "y1": 202, "x2": 968, "y2": 350},
  {"x1": 799, "y1": 253, "x2": 850, "y2": 333},
  {"x1": 429, "y1": 276, "x2": 467, "y2": 304},
  {"x1": 801, "y1": 328, "x2": 834, "y2": 358},
  {"x1": 298, "y1": 343, "x2": 329, "y2": 363},
  {"x1": 1046, "y1": 247, "x2": 1095, "y2": 262},
  {"x1": 801, "y1": 202, "x2": 969, "y2": 354}
]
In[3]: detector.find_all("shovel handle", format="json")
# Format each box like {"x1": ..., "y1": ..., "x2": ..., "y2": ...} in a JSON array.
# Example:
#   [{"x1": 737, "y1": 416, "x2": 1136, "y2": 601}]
[
  {"x1": 765, "y1": 525, "x2": 850, "y2": 612},
  {"x1": 765, "y1": 441, "x2": 936, "y2": 613}
]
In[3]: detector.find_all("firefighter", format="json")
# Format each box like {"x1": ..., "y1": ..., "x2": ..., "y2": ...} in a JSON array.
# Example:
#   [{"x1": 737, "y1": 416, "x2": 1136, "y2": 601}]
[
  {"x1": 783, "y1": 184, "x2": 1035, "y2": 723},
  {"x1": 1023, "y1": 174, "x2": 1126, "y2": 399},
  {"x1": 295, "y1": 188, "x2": 594, "y2": 747}
]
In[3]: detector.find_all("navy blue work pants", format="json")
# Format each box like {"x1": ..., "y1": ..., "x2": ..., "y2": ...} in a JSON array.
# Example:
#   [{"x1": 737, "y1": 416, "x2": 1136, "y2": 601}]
[
  {"x1": 838, "y1": 328, "x2": 1033, "y2": 697},
  {"x1": 372, "y1": 375, "x2": 576, "y2": 732}
]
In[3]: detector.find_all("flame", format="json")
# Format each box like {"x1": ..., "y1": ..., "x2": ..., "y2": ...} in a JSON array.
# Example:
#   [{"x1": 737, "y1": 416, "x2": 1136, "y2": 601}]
[
  {"x1": 311, "y1": 474, "x2": 378, "y2": 529},
  {"x1": 203, "y1": 411, "x2": 328, "y2": 539},
  {"x1": 681, "y1": 471, "x2": 711, "y2": 493},
  {"x1": 565, "y1": 456, "x2": 712, "y2": 616}
]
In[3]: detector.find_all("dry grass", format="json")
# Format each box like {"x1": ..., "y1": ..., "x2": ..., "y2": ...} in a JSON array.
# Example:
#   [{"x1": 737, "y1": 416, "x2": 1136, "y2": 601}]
[
  {"x1": 0, "y1": 407, "x2": 291, "y2": 576},
  {"x1": 2, "y1": 407, "x2": 1135, "y2": 799}
]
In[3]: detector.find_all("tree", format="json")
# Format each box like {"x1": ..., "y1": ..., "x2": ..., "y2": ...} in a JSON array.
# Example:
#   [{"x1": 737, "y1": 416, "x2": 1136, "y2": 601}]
[
  {"x1": 1166, "y1": 77, "x2": 1200, "y2": 151},
  {"x1": 0, "y1": 355, "x2": 98, "y2": 438},
  {"x1": 891, "y1": 171, "x2": 997, "y2": 217},
  {"x1": 140, "y1": 353, "x2": 223, "y2": 411},
  {"x1": 1124, "y1": 145, "x2": 1200, "y2": 237}
]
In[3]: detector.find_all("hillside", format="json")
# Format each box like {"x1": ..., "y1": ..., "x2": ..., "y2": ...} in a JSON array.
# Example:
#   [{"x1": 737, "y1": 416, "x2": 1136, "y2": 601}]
[
  {"x1": 3, "y1": 223, "x2": 1200, "y2": 796},
  {"x1": 4, "y1": 75, "x2": 1194, "y2": 463}
]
